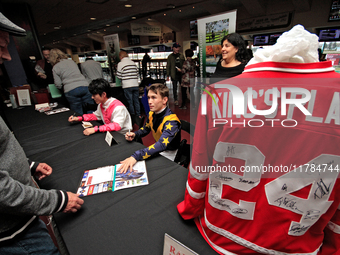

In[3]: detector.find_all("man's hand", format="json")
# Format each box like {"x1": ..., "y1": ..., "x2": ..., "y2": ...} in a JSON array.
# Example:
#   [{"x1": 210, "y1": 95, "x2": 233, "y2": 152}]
[
  {"x1": 68, "y1": 116, "x2": 79, "y2": 123},
  {"x1": 118, "y1": 157, "x2": 137, "y2": 173},
  {"x1": 35, "y1": 163, "x2": 52, "y2": 180},
  {"x1": 83, "y1": 128, "x2": 95, "y2": 136},
  {"x1": 37, "y1": 72, "x2": 47, "y2": 79},
  {"x1": 125, "y1": 131, "x2": 135, "y2": 141},
  {"x1": 63, "y1": 192, "x2": 84, "y2": 213}
]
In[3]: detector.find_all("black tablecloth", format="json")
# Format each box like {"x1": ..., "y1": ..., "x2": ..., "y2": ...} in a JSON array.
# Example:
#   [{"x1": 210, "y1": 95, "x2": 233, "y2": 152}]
[{"x1": 4, "y1": 106, "x2": 217, "y2": 255}]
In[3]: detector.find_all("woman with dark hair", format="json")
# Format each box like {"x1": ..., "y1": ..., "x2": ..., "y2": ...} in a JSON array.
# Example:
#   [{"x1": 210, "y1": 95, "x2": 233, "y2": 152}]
[{"x1": 212, "y1": 33, "x2": 249, "y2": 79}]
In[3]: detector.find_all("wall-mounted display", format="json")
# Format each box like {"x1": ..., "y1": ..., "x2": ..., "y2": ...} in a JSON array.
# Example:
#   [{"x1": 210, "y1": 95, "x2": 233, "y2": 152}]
[
  {"x1": 190, "y1": 20, "x2": 198, "y2": 38},
  {"x1": 318, "y1": 28, "x2": 340, "y2": 41},
  {"x1": 328, "y1": 0, "x2": 340, "y2": 21},
  {"x1": 197, "y1": 10, "x2": 237, "y2": 77},
  {"x1": 253, "y1": 32, "x2": 282, "y2": 46}
]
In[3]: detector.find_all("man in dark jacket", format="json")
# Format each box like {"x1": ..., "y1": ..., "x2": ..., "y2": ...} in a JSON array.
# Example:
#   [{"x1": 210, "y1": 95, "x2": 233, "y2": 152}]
[
  {"x1": 0, "y1": 12, "x2": 83, "y2": 254},
  {"x1": 166, "y1": 42, "x2": 185, "y2": 106}
]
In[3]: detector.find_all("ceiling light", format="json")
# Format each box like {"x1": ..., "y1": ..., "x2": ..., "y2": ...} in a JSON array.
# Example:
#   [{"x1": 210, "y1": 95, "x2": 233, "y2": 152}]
[
  {"x1": 106, "y1": 24, "x2": 110, "y2": 27},
  {"x1": 167, "y1": 4, "x2": 175, "y2": 8},
  {"x1": 54, "y1": 26, "x2": 61, "y2": 30},
  {"x1": 125, "y1": 4, "x2": 132, "y2": 7},
  {"x1": 90, "y1": 17, "x2": 96, "y2": 20},
  {"x1": 164, "y1": 13, "x2": 166, "y2": 16},
  {"x1": 193, "y1": 6, "x2": 195, "y2": 8},
  {"x1": 132, "y1": 16, "x2": 136, "y2": 19},
  {"x1": 179, "y1": 10, "x2": 181, "y2": 12},
  {"x1": 148, "y1": 17, "x2": 152, "y2": 21},
  {"x1": 117, "y1": 25, "x2": 120, "y2": 28}
]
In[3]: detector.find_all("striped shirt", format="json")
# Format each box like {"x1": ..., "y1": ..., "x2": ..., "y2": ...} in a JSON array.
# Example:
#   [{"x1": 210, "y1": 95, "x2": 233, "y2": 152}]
[{"x1": 116, "y1": 57, "x2": 139, "y2": 88}]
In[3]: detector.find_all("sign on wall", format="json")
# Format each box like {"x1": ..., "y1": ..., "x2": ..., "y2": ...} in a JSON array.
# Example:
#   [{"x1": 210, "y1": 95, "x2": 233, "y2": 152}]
[
  {"x1": 103, "y1": 33, "x2": 121, "y2": 86},
  {"x1": 197, "y1": 10, "x2": 237, "y2": 77},
  {"x1": 131, "y1": 23, "x2": 161, "y2": 36},
  {"x1": 237, "y1": 12, "x2": 292, "y2": 32}
]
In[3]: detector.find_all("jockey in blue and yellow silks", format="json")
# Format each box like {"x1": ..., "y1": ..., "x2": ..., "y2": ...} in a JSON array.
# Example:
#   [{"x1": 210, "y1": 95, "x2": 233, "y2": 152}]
[
  {"x1": 118, "y1": 83, "x2": 181, "y2": 173},
  {"x1": 132, "y1": 108, "x2": 181, "y2": 161}
]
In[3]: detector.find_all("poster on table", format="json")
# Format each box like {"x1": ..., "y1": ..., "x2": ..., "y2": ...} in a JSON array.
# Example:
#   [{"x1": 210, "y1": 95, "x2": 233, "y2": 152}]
[
  {"x1": 103, "y1": 33, "x2": 121, "y2": 86},
  {"x1": 197, "y1": 10, "x2": 237, "y2": 78}
]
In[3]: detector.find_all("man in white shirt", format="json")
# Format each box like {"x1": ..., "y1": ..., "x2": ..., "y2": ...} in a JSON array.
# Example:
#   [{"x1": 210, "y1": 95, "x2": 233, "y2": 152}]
[{"x1": 116, "y1": 50, "x2": 141, "y2": 119}]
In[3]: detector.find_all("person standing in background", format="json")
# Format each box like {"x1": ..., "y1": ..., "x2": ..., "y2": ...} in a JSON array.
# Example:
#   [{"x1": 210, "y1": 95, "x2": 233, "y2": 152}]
[
  {"x1": 211, "y1": 33, "x2": 248, "y2": 79},
  {"x1": 141, "y1": 51, "x2": 151, "y2": 80},
  {"x1": 179, "y1": 49, "x2": 196, "y2": 110},
  {"x1": 50, "y1": 48, "x2": 94, "y2": 115},
  {"x1": 80, "y1": 56, "x2": 104, "y2": 84},
  {"x1": 0, "y1": 12, "x2": 84, "y2": 255},
  {"x1": 35, "y1": 47, "x2": 54, "y2": 88},
  {"x1": 166, "y1": 42, "x2": 185, "y2": 106},
  {"x1": 116, "y1": 50, "x2": 141, "y2": 121}
]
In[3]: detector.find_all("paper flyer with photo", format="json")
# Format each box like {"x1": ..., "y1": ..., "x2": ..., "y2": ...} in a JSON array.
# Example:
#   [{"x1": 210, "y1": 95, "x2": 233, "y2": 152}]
[
  {"x1": 76, "y1": 161, "x2": 148, "y2": 197},
  {"x1": 44, "y1": 107, "x2": 70, "y2": 115}
]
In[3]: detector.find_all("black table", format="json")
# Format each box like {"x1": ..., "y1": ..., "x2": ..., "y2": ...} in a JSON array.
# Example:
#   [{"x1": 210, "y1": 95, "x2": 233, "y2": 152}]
[
  {"x1": 5, "y1": 106, "x2": 99, "y2": 157},
  {"x1": 4, "y1": 106, "x2": 217, "y2": 255}
]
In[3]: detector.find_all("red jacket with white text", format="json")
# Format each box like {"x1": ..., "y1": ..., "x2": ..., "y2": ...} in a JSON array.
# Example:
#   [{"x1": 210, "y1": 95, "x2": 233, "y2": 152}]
[{"x1": 178, "y1": 61, "x2": 340, "y2": 254}]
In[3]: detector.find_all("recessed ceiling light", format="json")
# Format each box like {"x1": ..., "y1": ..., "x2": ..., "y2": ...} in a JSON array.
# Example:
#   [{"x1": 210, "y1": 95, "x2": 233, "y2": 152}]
[
  {"x1": 106, "y1": 24, "x2": 110, "y2": 27},
  {"x1": 148, "y1": 17, "x2": 152, "y2": 21},
  {"x1": 104, "y1": 29, "x2": 106, "y2": 31},
  {"x1": 88, "y1": 29, "x2": 91, "y2": 32},
  {"x1": 117, "y1": 25, "x2": 120, "y2": 28},
  {"x1": 132, "y1": 16, "x2": 136, "y2": 19},
  {"x1": 54, "y1": 26, "x2": 61, "y2": 30},
  {"x1": 193, "y1": 6, "x2": 195, "y2": 8},
  {"x1": 164, "y1": 13, "x2": 166, "y2": 16},
  {"x1": 90, "y1": 17, "x2": 96, "y2": 20},
  {"x1": 125, "y1": 4, "x2": 132, "y2": 7},
  {"x1": 179, "y1": 9, "x2": 181, "y2": 12}
]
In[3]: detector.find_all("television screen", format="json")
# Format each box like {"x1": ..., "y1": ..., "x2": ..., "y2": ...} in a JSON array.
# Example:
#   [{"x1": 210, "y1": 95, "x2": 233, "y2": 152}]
[
  {"x1": 190, "y1": 20, "x2": 198, "y2": 38},
  {"x1": 318, "y1": 28, "x2": 340, "y2": 41},
  {"x1": 127, "y1": 34, "x2": 140, "y2": 46},
  {"x1": 269, "y1": 33, "x2": 282, "y2": 45},
  {"x1": 253, "y1": 35, "x2": 269, "y2": 46},
  {"x1": 329, "y1": 0, "x2": 340, "y2": 21}
]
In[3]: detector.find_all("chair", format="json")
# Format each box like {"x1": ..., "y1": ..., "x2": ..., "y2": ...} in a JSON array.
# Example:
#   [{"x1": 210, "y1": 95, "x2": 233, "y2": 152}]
[
  {"x1": 48, "y1": 84, "x2": 62, "y2": 99},
  {"x1": 174, "y1": 120, "x2": 195, "y2": 169},
  {"x1": 135, "y1": 115, "x2": 145, "y2": 144}
]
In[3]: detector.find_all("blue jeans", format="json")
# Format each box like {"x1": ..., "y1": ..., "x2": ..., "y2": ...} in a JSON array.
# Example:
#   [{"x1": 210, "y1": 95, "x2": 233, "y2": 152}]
[
  {"x1": 0, "y1": 218, "x2": 60, "y2": 255},
  {"x1": 65, "y1": 86, "x2": 94, "y2": 115},
  {"x1": 124, "y1": 87, "x2": 141, "y2": 116}
]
